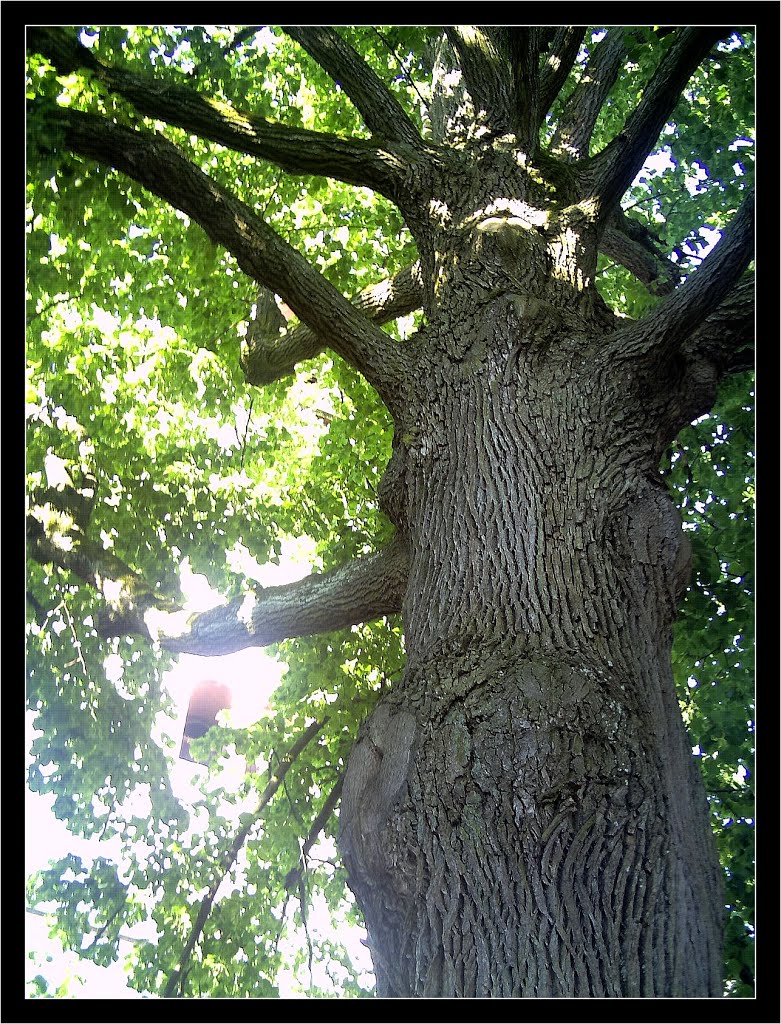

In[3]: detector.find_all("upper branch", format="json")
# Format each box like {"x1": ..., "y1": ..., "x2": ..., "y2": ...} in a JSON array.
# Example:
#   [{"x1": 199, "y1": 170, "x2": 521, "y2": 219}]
[
  {"x1": 41, "y1": 106, "x2": 411, "y2": 410},
  {"x1": 445, "y1": 27, "x2": 518, "y2": 141},
  {"x1": 651, "y1": 271, "x2": 754, "y2": 440},
  {"x1": 218, "y1": 25, "x2": 262, "y2": 62},
  {"x1": 590, "y1": 27, "x2": 728, "y2": 210},
  {"x1": 608, "y1": 187, "x2": 754, "y2": 364},
  {"x1": 550, "y1": 28, "x2": 628, "y2": 162},
  {"x1": 27, "y1": 27, "x2": 412, "y2": 199},
  {"x1": 684, "y1": 273, "x2": 754, "y2": 375},
  {"x1": 538, "y1": 27, "x2": 587, "y2": 121},
  {"x1": 505, "y1": 28, "x2": 545, "y2": 153},
  {"x1": 600, "y1": 209, "x2": 681, "y2": 295},
  {"x1": 241, "y1": 261, "x2": 423, "y2": 387},
  {"x1": 27, "y1": 495, "x2": 178, "y2": 638},
  {"x1": 282, "y1": 26, "x2": 424, "y2": 149}
]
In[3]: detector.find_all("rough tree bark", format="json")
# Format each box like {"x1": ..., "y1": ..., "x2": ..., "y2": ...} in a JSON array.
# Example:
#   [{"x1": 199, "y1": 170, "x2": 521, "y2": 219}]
[{"x1": 28, "y1": 25, "x2": 754, "y2": 997}]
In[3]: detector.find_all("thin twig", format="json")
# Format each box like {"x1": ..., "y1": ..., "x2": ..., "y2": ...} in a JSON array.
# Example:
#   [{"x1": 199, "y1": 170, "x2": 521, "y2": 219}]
[
  {"x1": 298, "y1": 875, "x2": 314, "y2": 989},
  {"x1": 272, "y1": 893, "x2": 292, "y2": 959},
  {"x1": 596, "y1": 260, "x2": 619, "y2": 277},
  {"x1": 29, "y1": 294, "x2": 73, "y2": 322},
  {"x1": 189, "y1": 26, "x2": 263, "y2": 79},
  {"x1": 84, "y1": 902, "x2": 124, "y2": 952},
  {"x1": 26, "y1": 905, "x2": 145, "y2": 947},
  {"x1": 370, "y1": 28, "x2": 428, "y2": 114},
  {"x1": 258, "y1": 170, "x2": 285, "y2": 219},
  {"x1": 61, "y1": 598, "x2": 89, "y2": 679},
  {"x1": 221, "y1": 26, "x2": 263, "y2": 59},
  {"x1": 162, "y1": 717, "x2": 327, "y2": 998},
  {"x1": 239, "y1": 395, "x2": 254, "y2": 470},
  {"x1": 284, "y1": 776, "x2": 344, "y2": 891}
]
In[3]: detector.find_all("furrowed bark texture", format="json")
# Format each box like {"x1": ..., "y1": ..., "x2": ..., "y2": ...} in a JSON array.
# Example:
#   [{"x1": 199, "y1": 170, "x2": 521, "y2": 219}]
[
  {"x1": 338, "y1": 112, "x2": 731, "y2": 997},
  {"x1": 342, "y1": 323, "x2": 724, "y2": 996},
  {"x1": 341, "y1": 351, "x2": 723, "y2": 993}
]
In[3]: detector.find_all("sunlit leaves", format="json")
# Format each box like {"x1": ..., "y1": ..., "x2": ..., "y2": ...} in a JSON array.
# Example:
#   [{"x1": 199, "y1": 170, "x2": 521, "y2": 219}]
[
  {"x1": 28, "y1": 855, "x2": 148, "y2": 969},
  {"x1": 26, "y1": 595, "x2": 185, "y2": 842}
]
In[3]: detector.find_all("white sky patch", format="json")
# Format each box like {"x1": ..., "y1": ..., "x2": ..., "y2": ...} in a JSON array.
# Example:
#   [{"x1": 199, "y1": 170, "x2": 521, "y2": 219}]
[
  {"x1": 90, "y1": 305, "x2": 120, "y2": 335},
  {"x1": 695, "y1": 226, "x2": 722, "y2": 258},
  {"x1": 227, "y1": 535, "x2": 319, "y2": 587},
  {"x1": 178, "y1": 557, "x2": 224, "y2": 612},
  {"x1": 26, "y1": 541, "x2": 297, "y2": 996},
  {"x1": 237, "y1": 589, "x2": 258, "y2": 626}
]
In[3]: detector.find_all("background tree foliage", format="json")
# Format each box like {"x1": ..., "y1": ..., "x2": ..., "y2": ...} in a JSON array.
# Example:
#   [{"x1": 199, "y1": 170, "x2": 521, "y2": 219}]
[{"x1": 25, "y1": 25, "x2": 754, "y2": 998}]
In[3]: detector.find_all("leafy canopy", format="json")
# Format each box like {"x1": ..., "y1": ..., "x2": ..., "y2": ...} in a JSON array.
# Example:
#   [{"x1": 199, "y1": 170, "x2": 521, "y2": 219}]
[{"x1": 25, "y1": 25, "x2": 754, "y2": 998}]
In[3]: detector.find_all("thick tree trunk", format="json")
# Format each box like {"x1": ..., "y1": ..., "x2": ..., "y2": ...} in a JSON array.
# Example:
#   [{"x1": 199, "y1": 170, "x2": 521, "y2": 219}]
[
  {"x1": 341, "y1": 651, "x2": 722, "y2": 997},
  {"x1": 339, "y1": 297, "x2": 724, "y2": 997}
]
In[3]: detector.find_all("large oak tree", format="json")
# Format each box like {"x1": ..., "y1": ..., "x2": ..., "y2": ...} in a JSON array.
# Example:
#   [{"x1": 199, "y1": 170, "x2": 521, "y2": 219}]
[{"x1": 26, "y1": 25, "x2": 755, "y2": 999}]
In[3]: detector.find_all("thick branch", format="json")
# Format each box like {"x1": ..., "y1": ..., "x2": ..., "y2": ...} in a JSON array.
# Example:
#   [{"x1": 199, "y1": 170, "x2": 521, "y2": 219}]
[
  {"x1": 282, "y1": 26, "x2": 423, "y2": 149},
  {"x1": 28, "y1": 463, "x2": 409, "y2": 655},
  {"x1": 445, "y1": 27, "x2": 516, "y2": 139},
  {"x1": 241, "y1": 261, "x2": 423, "y2": 386},
  {"x1": 42, "y1": 107, "x2": 411, "y2": 410},
  {"x1": 642, "y1": 188, "x2": 753, "y2": 349},
  {"x1": 607, "y1": 188, "x2": 754, "y2": 364},
  {"x1": 684, "y1": 273, "x2": 754, "y2": 375},
  {"x1": 159, "y1": 536, "x2": 409, "y2": 656},
  {"x1": 27, "y1": 27, "x2": 410, "y2": 199},
  {"x1": 505, "y1": 28, "x2": 545, "y2": 152},
  {"x1": 650, "y1": 270, "x2": 754, "y2": 461},
  {"x1": 27, "y1": 507, "x2": 175, "y2": 636},
  {"x1": 600, "y1": 210, "x2": 681, "y2": 295},
  {"x1": 591, "y1": 27, "x2": 728, "y2": 209},
  {"x1": 538, "y1": 27, "x2": 587, "y2": 120},
  {"x1": 550, "y1": 28, "x2": 628, "y2": 161}
]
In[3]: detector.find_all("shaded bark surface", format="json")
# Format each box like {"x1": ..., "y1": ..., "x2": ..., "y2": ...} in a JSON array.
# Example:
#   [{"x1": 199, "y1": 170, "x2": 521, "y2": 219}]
[
  {"x1": 339, "y1": 159, "x2": 725, "y2": 996},
  {"x1": 340, "y1": 326, "x2": 723, "y2": 993},
  {"x1": 342, "y1": 648, "x2": 722, "y2": 997}
]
